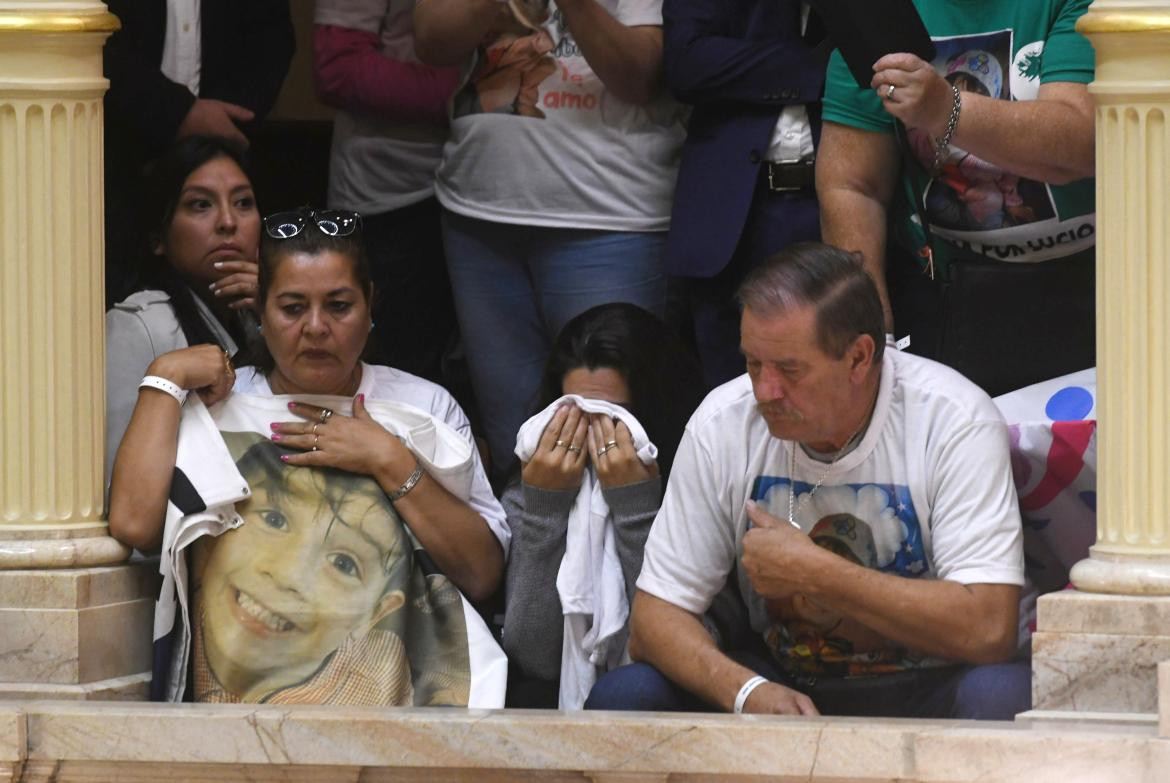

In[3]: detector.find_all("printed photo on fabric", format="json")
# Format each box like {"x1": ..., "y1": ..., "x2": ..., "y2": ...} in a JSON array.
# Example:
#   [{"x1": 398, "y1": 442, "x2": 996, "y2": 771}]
[
  {"x1": 453, "y1": 0, "x2": 610, "y2": 119},
  {"x1": 906, "y1": 30, "x2": 1094, "y2": 262},
  {"x1": 750, "y1": 476, "x2": 933, "y2": 677},
  {"x1": 188, "y1": 432, "x2": 472, "y2": 706}
]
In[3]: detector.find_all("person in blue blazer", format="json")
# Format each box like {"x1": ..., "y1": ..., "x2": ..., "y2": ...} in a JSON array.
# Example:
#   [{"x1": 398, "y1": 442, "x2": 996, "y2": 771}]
[{"x1": 664, "y1": 0, "x2": 829, "y2": 386}]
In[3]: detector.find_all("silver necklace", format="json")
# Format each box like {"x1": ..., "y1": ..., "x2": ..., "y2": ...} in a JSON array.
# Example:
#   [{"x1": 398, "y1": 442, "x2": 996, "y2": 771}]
[{"x1": 786, "y1": 420, "x2": 867, "y2": 529}]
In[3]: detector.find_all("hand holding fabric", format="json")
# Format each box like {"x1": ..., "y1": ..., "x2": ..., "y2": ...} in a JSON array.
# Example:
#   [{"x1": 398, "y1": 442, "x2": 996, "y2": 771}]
[
  {"x1": 148, "y1": 344, "x2": 236, "y2": 406},
  {"x1": 588, "y1": 414, "x2": 658, "y2": 489},
  {"x1": 521, "y1": 404, "x2": 589, "y2": 491},
  {"x1": 871, "y1": 52, "x2": 953, "y2": 137},
  {"x1": 741, "y1": 501, "x2": 831, "y2": 603},
  {"x1": 273, "y1": 397, "x2": 416, "y2": 483}
]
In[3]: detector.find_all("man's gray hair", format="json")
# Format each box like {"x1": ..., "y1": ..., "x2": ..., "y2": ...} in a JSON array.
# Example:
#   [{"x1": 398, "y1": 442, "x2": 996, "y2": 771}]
[{"x1": 737, "y1": 242, "x2": 885, "y2": 362}]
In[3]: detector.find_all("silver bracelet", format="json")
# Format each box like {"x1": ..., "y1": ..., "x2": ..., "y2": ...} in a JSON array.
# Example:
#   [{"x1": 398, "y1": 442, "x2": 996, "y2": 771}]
[
  {"x1": 387, "y1": 462, "x2": 424, "y2": 501},
  {"x1": 931, "y1": 83, "x2": 962, "y2": 174},
  {"x1": 733, "y1": 675, "x2": 770, "y2": 714},
  {"x1": 139, "y1": 375, "x2": 188, "y2": 405}
]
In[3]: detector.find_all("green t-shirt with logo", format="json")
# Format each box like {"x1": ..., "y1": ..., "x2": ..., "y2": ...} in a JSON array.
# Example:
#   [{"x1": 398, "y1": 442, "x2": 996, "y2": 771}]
[{"x1": 822, "y1": 0, "x2": 1096, "y2": 279}]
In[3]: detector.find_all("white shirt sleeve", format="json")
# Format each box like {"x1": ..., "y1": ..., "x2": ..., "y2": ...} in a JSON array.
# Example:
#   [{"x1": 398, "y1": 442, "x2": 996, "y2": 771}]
[
  {"x1": 635, "y1": 425, "x2": 737, "y2": 614},
  {"x1": 927, "y1": 419, "x2": 1025, "y2": 586},
  {"x1": 432, "y1": 387, "x2": 512, "y2": 557}
]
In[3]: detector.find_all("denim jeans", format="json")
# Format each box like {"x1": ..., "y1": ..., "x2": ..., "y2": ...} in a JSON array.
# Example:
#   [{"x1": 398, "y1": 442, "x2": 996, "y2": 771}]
[
  {"x1": 584, "y1": 656, "x2": 1032, "y2": 720},
  {"x1": 441, "y1": 210, "x2": 667, "y2": 478}
]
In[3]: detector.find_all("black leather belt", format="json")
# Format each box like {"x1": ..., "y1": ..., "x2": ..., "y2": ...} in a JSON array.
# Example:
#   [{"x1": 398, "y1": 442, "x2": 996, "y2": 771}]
[{"x1": 762, "y1": 159, "x2": 815, "y2": 192}]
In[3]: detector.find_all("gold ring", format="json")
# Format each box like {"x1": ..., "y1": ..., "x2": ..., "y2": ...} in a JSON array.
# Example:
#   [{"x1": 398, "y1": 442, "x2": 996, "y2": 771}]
[
  {"x1": 312, "y1": 422, "x2": 319, "y2": 435},
  {"x1": 319, "y1": 408, "x2": 334, "y2": 424},
  {"x1": 554, "y1": 439, "x2": 568, "y2": 449},
  {"x1": 597, "y1": 445, "x2": 613, "y2": 458},
  {"x1": 313, "y1": 433, "x2": 320, "y2": 449},
  {"x1": 604, "y1": 439, "x2": 618, "y2": 449},
  {"x1": 566, "y1": 445, "x2": 581, "y2": 453}
]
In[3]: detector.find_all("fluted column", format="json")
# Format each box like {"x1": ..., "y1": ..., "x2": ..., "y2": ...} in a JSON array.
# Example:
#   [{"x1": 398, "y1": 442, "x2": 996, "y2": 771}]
[
  {"x1": 0, "y1": 1, "x2": 126, "y2": 568},
  {"x1": 0, "y1": 2, "x2": 154, "y2": 701},
  {"x1": 1069, "y1": 0, "x2": 1170, "y2": 594},
  {"x1": 1030, "y1": 1, "x2": 1170, "y2": 719}
]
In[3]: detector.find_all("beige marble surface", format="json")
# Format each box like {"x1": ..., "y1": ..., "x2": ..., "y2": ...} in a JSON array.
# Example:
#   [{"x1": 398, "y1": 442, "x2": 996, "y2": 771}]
[
  {"x1": 1038, "y1": 591, "x2": 1170, "y2": 636},
  {"x1": 0, "y1": 564, "x2": 154, "y2": 696},
  {"x1": 1032, "y1": 630, "x2": 1169, "y2": 713},
  {"x1": 0, "y1": 598, "x2": 151, "y2": 686},
  {"x1": 0, "y1": 563, "x2": 158, "y2": 610},
  {"x1": 1161, "y1": 662, "x2": 1170, "y2": 738},
  {"x1": 0, "y1": 702, "x2": 1161, "y2": 782},
  {"x1": 0, "y1": 673, "x2": 150, "y2": 701}
]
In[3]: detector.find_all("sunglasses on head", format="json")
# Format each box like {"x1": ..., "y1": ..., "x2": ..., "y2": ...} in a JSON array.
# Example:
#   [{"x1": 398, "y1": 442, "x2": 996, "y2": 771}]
[{"x1": 263, "y1": 208, "x2": 362, "y2": 240}]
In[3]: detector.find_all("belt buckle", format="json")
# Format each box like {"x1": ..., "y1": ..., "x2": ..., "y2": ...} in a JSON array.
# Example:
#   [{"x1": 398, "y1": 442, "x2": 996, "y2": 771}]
[{"x1": 767, "y1": 159, "x2": 808, "y2": 193}]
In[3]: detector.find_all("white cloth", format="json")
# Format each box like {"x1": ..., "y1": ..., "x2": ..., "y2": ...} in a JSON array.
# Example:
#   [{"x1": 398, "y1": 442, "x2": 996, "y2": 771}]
[
  {"x1": 638, "y1": 349, "x2": 1025, "y2": 639},
  {"x1": 434, "y1": 0, "x2": 687, "y2": 231},
  {"x1": 162, "y1": 0, "x2": 202, "y2": 95},
  {"x1": 154, "y1": 391, "x2": 507, "y2": 707},
  {"x1": 514, "y1": 395, "x2": 657, "y2": 709},
  {"x1": 235, "y1": 362, "x2": 510, "y2": 553},
  {"x1": 315, "y1": 0, "x2": 447, "y2": 214},
  {"x1": 105, "y1": 289, "x2": 238, "y2": 479}
]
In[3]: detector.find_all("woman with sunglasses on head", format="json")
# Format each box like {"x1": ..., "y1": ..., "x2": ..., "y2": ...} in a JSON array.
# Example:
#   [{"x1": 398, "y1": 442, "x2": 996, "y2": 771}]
[
  {"x1": 106, "y1": 135, "x2": 263, "y2": 478},
  {"x1": 108, "y1": 208, "x2": 507, "y2": 602}
]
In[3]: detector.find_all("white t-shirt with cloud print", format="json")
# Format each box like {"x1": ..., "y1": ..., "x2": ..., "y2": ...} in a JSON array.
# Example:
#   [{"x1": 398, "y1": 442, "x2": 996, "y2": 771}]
[{"x1": 638, "y1": 349, "x2": 1024, "y2": 676}]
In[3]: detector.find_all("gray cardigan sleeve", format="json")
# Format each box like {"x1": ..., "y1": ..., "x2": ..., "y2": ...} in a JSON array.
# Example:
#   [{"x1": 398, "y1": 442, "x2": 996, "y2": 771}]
[
  {"x1": 501, "y1": 480, "x2": 576, "y2": 681},
  {"x1": 501, "y1": 476, "x2": 662, "y2": 682},
  {"x1": 601, "y1": 477, "x2": 662, "y2": 606}
]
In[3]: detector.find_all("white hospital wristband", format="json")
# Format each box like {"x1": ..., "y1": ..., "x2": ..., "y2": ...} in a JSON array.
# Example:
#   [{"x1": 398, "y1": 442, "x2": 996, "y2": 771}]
[
  {"x1": 733, "y1": 675, "x2": 769, "y2": 714},
  {"x1": 139, "y1": 375, "x2": 188, "y2": 405}
]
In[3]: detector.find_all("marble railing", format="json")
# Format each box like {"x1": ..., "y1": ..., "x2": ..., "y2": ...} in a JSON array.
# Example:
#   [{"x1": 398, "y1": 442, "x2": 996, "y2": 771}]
[{"x1": 0, "y1": 696, "x2": 1166, "y2": 783}]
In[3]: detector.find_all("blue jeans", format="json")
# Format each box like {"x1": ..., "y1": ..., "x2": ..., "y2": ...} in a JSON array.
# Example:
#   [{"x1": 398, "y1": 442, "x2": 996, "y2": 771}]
[
  {"x1": 442, "y1": 210, "x2": 667, "y2": 478},
  {"x1": 585, "y1": 657, "x2": 1032, "y2": 720}
]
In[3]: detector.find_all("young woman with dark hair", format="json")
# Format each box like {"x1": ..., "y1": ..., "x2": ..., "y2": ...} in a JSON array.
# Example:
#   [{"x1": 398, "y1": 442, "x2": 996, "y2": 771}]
[
  {"x1": 501, "y1": 302, "x2": 707, "y2": 707},
  {"x1": 105, "y1": 135, "x2": 262, "y2": 476}
]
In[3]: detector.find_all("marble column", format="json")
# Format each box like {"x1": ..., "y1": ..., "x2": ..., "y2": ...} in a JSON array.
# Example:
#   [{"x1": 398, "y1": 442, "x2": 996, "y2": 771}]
[
  {"x1": 0, "y1": 1, "x2": 154, "y2": 699},
  {"x1": 1032, "y1": 0, "x2": 1170, "y2": 718}
]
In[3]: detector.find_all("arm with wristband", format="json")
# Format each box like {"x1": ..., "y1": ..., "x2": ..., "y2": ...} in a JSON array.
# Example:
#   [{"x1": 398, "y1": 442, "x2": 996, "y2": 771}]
[{"x1": 108, "y1": 345, "x2": 237, "y2": 551}]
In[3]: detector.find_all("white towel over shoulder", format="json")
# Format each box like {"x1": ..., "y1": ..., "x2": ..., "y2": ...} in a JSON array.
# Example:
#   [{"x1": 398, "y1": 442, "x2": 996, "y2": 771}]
[{"x1": 514, "y1": 395, "x2": 657, "y2": 709}]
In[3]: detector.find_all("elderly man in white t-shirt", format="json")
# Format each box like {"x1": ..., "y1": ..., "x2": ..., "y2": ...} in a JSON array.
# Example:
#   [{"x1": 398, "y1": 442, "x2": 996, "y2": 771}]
[{"x1": 584, "y1": 242, "x2": 1028, "y2": 719}]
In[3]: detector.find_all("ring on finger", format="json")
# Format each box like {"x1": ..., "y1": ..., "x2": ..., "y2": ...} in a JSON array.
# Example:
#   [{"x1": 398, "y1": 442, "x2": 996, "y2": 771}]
[
  {"x1": 313, "y1": 433, "x2": 320, "y2": 450},
  {"x1": 886, "y1": 84, "x2": 896, "y2": 99},
  {"x1": 597, "y1": 444, "x2": 613, "y2": 458},
  {"x1": 554, "y1": 439, "x2": 568, "y2": 449},
  {"x1": 566, "y1": 444, "x2": 582, "y2": 453},
  {"x1": 312, "y1": 422, "x2": 320, "y2": 436},
  {"x1": 603, "y1": 439, "x2": 618, "y2": 449},
  {"x1": 319, "y1": 408, "x2": 334, "y2": 424}
]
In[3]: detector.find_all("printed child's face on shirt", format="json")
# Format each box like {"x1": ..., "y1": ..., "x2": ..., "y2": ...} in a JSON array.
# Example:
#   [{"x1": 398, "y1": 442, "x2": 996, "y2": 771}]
[{"x1": 200, "y1": 463, "x2": 407, "y2": 698}]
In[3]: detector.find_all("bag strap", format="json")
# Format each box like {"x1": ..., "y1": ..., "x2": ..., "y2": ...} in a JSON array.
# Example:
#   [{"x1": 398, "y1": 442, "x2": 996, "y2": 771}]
[{"x1": 893, "y1": 119, "x2": 938, "y2": 280}]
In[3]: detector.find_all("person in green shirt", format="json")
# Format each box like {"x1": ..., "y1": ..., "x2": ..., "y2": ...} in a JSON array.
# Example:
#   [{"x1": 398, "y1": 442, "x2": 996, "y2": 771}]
[{"x1": 816, "y1": 0, "x2": 1096, "y2": 396}]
